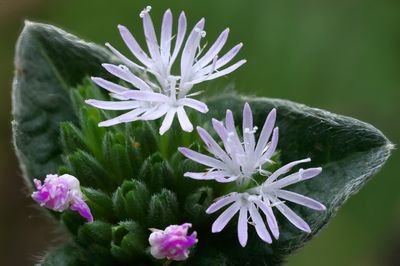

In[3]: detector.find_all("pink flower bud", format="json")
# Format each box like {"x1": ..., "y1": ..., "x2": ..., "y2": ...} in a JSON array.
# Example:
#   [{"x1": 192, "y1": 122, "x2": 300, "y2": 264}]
[
  {"x1": 149, "y1": 223, "x2": 198, "y2": 261},
  {"x1": 31, "y1": 174, "x2": 93, "y2": 222}
]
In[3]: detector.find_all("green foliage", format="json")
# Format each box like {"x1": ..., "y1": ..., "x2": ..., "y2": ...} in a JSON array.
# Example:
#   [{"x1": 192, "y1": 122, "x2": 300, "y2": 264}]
[{"x1": 12, "y1": 22, "x2": 392, "y2": 266}]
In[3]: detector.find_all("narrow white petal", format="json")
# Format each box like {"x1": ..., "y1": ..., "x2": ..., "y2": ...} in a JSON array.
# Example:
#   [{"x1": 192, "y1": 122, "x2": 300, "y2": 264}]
[
  {"x1": 110, "y1": 93, "x2": 130, "y2": 101},
  {"x1": 184, "y1": 171, "x2": 229, "y2": 181},
  {"x1": 178, "y1": 98, "x2": 209, "y2": 113},
  {"x1": 253, "y1": 198, "x2": 279, "y2": 239},
  {"x1": 195, "y1": 43, "x2": 243, "y2": 78},
  {"x1": 137, "y1": 104, "x2": 169, "y2": 121},
  {"x1": 213, "y1": 43, "x2": 243, "y2": 69},
  {"x1": 275, "y1": 202, "x2": 311, "y2": 233},
  {"x1": 211, "y1": 119, "x2": 232, "y2": 153},
  {"x1": 85, "y1": 99, "x2": 140, "y2": 110},
  {"x1": 238, "y1": 206, "x2": 248, "y2": 247},
  {"x1": 194, "y1": 28, "x2": 229, "y2": 69},
  {"x1": 275, "y1": 190, "x2": 326, "y2": 211},
  {"x1": 260, "y1": 127, "x2": 279, "y2": 164},
  {"x1": 102, "y1": 64, "x2": 151, "y2": 91},
  {"x1": 160, "y1": 9, "x2": 173, "y2": 65},
  {"x1": 254, "y1": 109, "x2": 277, "y2": 157},
  {"x1": 204, "y1": 59, "x2": 246, "y2": 81},
  {"x1": 225, "y1": 110, "x2": 245, "y2": 155},
  {"x1": 142, "y1": 11, "x2": 161, "y2": 61},
  {"x1": 105, "y1": 42, "x2": 144, "y2": 70},
  {"x1": 206, "y1": 192, "x2": 239, "y2": 214},
  {"x1": 98, "y1": 109, "x2": 145, "y2": 127},
  {"x1": 91, "y1": 77, "x2": 129, "y2": 94},
  {"x1": 212, "y1": 202, "x2": 241, "y2": 233},
  {"x1": 122, "y1": 90, "x2": 170, "y2": 102},
  {"x1": 197, "y1": 127, "x2": 232, "y2": 164},
  {"x1": 181, "y1": 18, "x2": 205, "y2": 80},
  {"x1": 270, "y1": 167, "x2": 322, "y2": 189},
  {"x1": 215, "y1": 175, "x2": 239, "y2": 183},
  {"x1": 177, "y1": 107, "x2": 193, "y2": 132},
  {"x1": 178, "y1": 147, "x2": 226, "y2": 169},
  {"x1": 170, "y1": 11, "x2": 187, "y2": 66},
  {"x1": 159, "y1": 109, "x2": 176, "y2": 135},
  {"x1": 265, "y1": 158, "x2": 311, "y2": 185},
  {"x1": 242, "y1": 103, "x2": 255, "y2": 153},
  {"x1": 249, "y1": 202, "x2": 272, "y2": 243},
  {"x1": 118, "y1": 24, "x2": 152, "y2": 67}
]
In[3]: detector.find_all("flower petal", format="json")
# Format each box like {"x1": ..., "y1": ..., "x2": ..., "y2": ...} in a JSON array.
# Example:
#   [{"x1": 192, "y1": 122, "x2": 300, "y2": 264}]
[
  {"x1": 249, "y1": 202, "x2": 272, "y2": 243},
  {"x1": 275, "y1": 190, "x2": 326, "y2": 211},
  {"x1": 238, "y1": 206, "x2": 248, "y2": 247},
  {"x1": 70, "y1": 196, "x2": 93, "y2": 222},
  {"x1": 102, "y1": 64, "x2": 151, "y2": 91},
  {"x1": 178, "y1": 147, "x2": 226, "y2": 169},
  {"x1": 260, "y1": 127, "x2": 279, "y2": 164},
  {"x1": 105, "y1": 42, "x2": 144, "y2": 70},
  {"x1": 91, "y1": 77, "x2": 129, "y2": 94},
  {"x1": 194, "y1": 28, "x2": 229, "y2": 69},
  {"x1": 159, "y1": 109, "x2": 176, "y2": 135},
  {"x1": 98, "y1": 109, "x2": 145, "y2": 127},
  {"x1": 254, "y1": 108, "x2": 276, "y2": 157},
  {"x1": 184, "y1": 171, "x2": 229, "y2": 181},
  {"x1": 197, "y1": 127, "x2": 232, "y2": 164},
  {"x1": 85, "y1": 99, "x2": 140, "y2": 110},
  {"x1": 178, "y1": 98, "x2": 209, "y2": 113},
  {"x1": 160, "y1": 9, "x2": 173, "y2": 65},
  {"x1": 265, "y1": 158, "x2": 311, "y2": 185},
  {"x1": 211, "y1": 202, "x2": 240, "y2": 233},
  {"x1": 122, "y1": 90, "x2": 170, "y2": 102},
  {"x1": 177, "y1": 106, "x2": 193, "y2": 132},
  {"x1": 181, "y1": 18, "x2": 205, "y2": 81},
  {"x1": 206, "y1": 192, "x2": 239, "y2": 214},
  {"x1": 242, "y1": 102, "x2": 255, "y2": 153},
  {"x1": 118, "y1": 24, "x2": 152, "y2": 67},
  {"x1": 203, "y1": 59, "x2": 246, "y2": 81},
  {"x1": 253, "y1": 198, "x2": 279, "y2": 239},
  {"x1": 142, "y1": 9, "x2": 161, "y2": 61},
  {"x1": 139, "y1": 104, "x2": 170, "y2": 121},
  {"x1": 170, "y1": 11, "x2": 187, "y2": 66},
  {"x1": 270, "y1": 167, "x2": 322, "y2": 189},
  {"x1": 275, "y1": 202, "x2": 311, "y2": 233}
]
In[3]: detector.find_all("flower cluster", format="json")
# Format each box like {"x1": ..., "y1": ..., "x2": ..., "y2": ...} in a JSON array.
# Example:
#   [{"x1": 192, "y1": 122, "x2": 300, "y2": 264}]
[
  {"x1": 180, "y1": 103, "x2": 326, "y2": 247},
  {"x1": 31, "y1": 174, "x2": 93, "y2": 222},
  {"x1": 149, "y1": 223, "x2": 198, "y2": 261},
  {"x1": 86, "y1": 6, "x2": 245, "y2": 134}
]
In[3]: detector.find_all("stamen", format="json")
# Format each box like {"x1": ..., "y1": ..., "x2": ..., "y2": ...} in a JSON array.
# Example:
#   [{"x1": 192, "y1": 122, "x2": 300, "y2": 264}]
[
  {"x1": 298, "y1": 168, "x2": 304, "y2": 180},
  {"x1": 244, "y1": 126, "x2": 258, "y2": 134},
  {"x1": 194, "y1": 27, "x2": 207, "y2": 37},
  {"x1": 139, "y1": 5, "x2": 152, "y2": 18}
]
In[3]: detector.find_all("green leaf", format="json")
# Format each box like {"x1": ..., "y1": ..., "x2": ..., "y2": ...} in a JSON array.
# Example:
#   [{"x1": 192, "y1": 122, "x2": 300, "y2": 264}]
[
  {"x1": 82, "y1": 188, "x2": 115, "y2": 221},
  {"x1": 111, "y1": 221, "x2": 147, "y2": 263},
  {"x1": 148, "y1": 189, "x2": 180, "y2": 229},
  {"x1": 12, "y1": 21, "x2": 117, "y2": 187},
  {"x1": 39, "y1": 242, "x2": 87, "y2": 266},
  {"x1": 200, "y1": 95, "x2": 393, "y2": 264}
]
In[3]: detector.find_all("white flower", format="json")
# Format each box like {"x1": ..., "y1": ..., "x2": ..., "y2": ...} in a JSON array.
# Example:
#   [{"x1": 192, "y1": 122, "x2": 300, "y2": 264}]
[
  {"x1": 206, "y1": 159, "x2": 326, "y2": 247},
  {"x1": 206, "y1": 192, "x2": 279, "y2": 247},
  {"x1": 179, "y1": 103, "x2": 278, "y2": 185},
  {"x1": 86, "y1": 6, "x2": 245, "y2": 134},
  {"x1": 248, "y1": 158, "x2": 326, "y2": 233},
  {"x1": 180, "y1": 103, "x2": 326, "y2": 246}
]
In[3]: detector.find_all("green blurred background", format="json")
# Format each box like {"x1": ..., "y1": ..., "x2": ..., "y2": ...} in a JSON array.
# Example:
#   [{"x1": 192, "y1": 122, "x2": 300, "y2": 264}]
[{"x1": 1, "y1": 0, "x2": 399, "y2": 265}]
